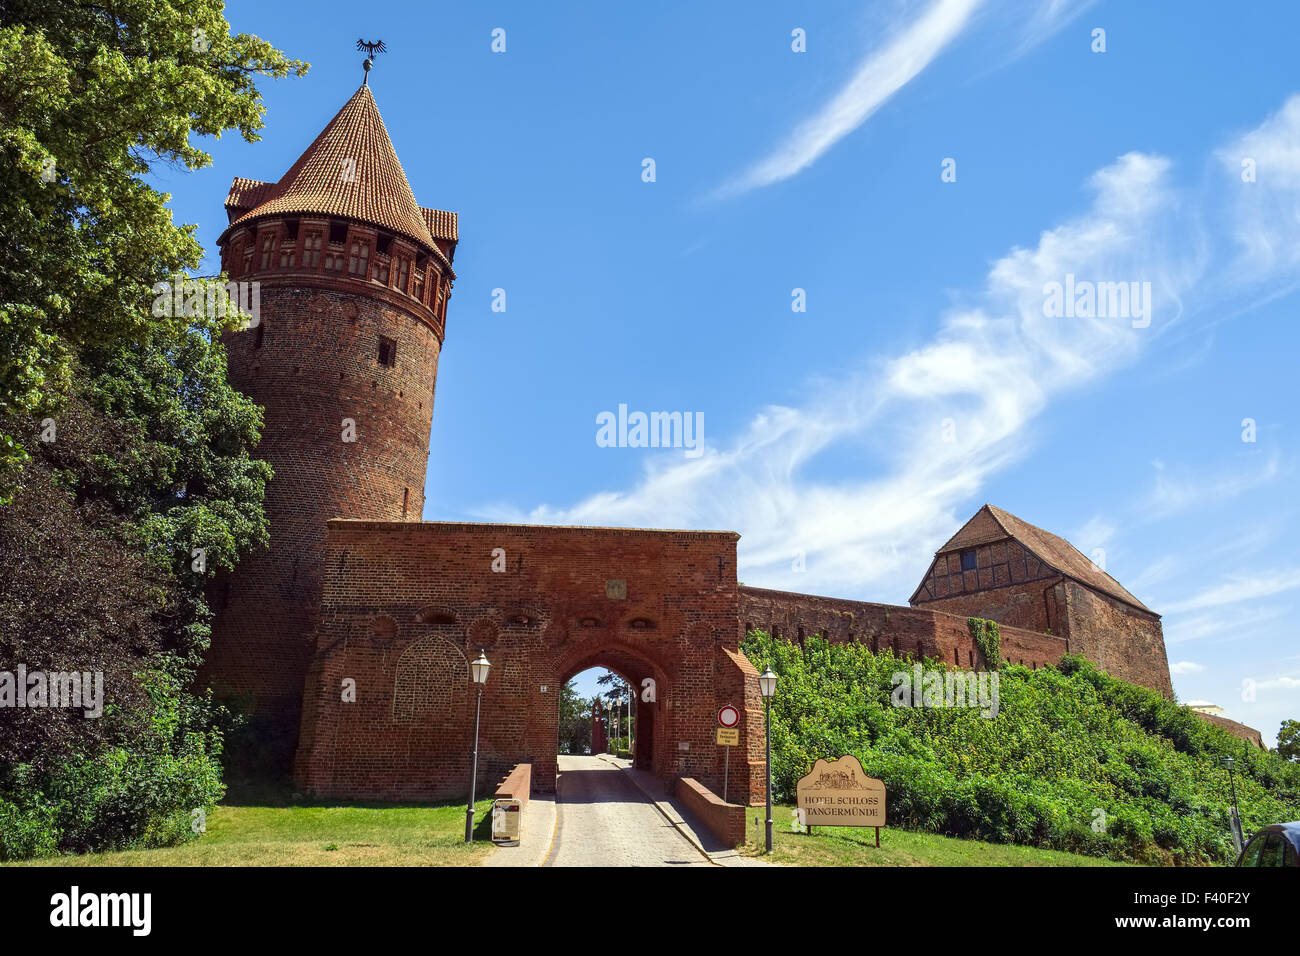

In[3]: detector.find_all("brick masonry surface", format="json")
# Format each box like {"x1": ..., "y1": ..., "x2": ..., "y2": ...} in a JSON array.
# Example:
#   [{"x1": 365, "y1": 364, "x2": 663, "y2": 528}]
[
  {"x1": 199, "y1": 211, "x2": 452, "y2": 752},
  {"x1": 293, "y1": 521, "x2": 766, "y2": 805}
]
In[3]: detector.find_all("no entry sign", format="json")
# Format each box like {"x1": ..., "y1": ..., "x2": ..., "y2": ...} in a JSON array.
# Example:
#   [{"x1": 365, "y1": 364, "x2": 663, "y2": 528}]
[{"x1": 718, "y1": 704, "x2": 740, "y2": 728}]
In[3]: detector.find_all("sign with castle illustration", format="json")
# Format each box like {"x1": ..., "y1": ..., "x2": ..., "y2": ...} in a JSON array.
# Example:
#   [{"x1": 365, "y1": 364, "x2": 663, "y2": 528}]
[{"x1": 796, "y1": 755, "x2": 886, "y2": 827}]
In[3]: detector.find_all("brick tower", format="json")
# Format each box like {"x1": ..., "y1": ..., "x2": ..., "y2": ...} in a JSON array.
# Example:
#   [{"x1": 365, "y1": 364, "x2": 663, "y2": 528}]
[{"x1": 200, "y1": 81, "x2": 458, "y2": 769}]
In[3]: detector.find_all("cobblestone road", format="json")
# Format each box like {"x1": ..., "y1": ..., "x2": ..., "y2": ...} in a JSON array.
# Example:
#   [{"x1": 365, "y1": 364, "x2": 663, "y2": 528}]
[{"x1": 544, "y1": 756, "x2": 711, "y2": 867}]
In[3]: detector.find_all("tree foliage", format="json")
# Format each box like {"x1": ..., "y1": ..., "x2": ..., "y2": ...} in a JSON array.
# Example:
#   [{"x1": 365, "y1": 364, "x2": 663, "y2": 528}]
[
  {"x1": 0, "y1": 0, "x2": 306, "y2": 498},
  {"x1": 743, "y1": 631, "x2": 1300, "y2": 865},
  {"x1": 0, "y1": 0, "x2": 298, "y2": 858}
]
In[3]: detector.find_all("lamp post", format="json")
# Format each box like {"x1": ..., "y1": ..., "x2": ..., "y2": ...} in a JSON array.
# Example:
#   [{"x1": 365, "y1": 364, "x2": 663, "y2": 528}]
[
  {"x1": 758, "y1": 667, "x2": 779, "y2": 854},
  {"x1": 464, "y1": 649, "x2": 491, "y2": 842},
  {"x1": 1223, "y1": 755, "x2": 1243, "y2": 852}
]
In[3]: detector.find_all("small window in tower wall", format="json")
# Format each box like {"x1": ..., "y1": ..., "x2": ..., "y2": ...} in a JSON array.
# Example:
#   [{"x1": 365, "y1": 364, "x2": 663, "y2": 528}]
[
  {"x1": 375, "y1": 258, "x2": 390, "y2": 285},
  {"x1": 260, "y1": 233, "x2": 276, "y2": 269},
  {"x1": 303, "y1": 234, "x2": 322, "y2": 268},
  {"x1": 396, "y1": 258, "x2": 409, "y2": 292},
  {"x1": 253, "y1": 322, "x2": 265, "y2": 349},
  {"x1": 377, "y1": 336, "x2": 396, "y2": 367},
  {"x1": 279, "y1": 245, "x2": 294, "y2": 268},
  {"x1": 402, "y1": 487, "x2": 409, "y2": 516},
  {"x1": 412, "y1": 267, "x2": 425, "y2": 299},
  {"x1": 961, "y1": 550, "x2": 977, "y2": 572}
]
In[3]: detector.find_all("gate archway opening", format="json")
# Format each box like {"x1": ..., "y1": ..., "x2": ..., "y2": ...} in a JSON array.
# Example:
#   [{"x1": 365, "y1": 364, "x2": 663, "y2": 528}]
[{"x1": 558, "y1": 642, "x2": 668, "y2": 776}]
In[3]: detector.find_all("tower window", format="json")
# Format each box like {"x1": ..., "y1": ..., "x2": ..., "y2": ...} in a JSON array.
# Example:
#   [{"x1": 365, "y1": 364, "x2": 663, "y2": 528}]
[
  {"x1": 278, "y1": 244, "x2": 294, "y2": 268},
  {"x1": 374, "y1": 257, "x2": 390, "y2": 285},
  {"x1": 377, "y1": 335, "x2": 396, "y2": 367},
  {"x1": 302, "y1": 233, "x2": 322, "y2": 268},
  {"x1": 328, "y1": 221, "x2": 348, "y2": 244},
  {"x1": 395, "y1": 258, "x2": 409, "y2": 293},
  {"x1": 960, "y1": 550, "x2": 977, "y2": 572},
  {"x1": 348, "y1": 241, "x2": 369, "y2": 277},
  {"x1": 252, "y1": 322, "x2": 265, "y2": 349},
  {"x1": 402, "y1": 487, "x2": 409, "y2": 516},
  {"x1": 259, "y1": 232, "x2": 276, "y2": 269},
  {"x1": 412, "y1": 266, "x2": 425, "y2": 300}
]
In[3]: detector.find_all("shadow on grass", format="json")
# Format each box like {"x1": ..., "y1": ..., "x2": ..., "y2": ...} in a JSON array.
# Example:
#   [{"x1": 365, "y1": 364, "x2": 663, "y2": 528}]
[{"x1": 220, "y1": 775, "x2": 488, "y2": 814}]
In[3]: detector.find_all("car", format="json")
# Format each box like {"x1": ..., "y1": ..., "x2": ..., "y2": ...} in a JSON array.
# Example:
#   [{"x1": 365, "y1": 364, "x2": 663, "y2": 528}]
[{"x1": 1236, "y1": 822, "x2": 1300, "y2": 867}]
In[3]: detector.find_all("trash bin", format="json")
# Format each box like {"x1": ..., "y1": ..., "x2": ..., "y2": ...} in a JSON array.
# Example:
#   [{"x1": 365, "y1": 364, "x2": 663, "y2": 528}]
[{"x1": 491, "y1": 798, "x2": 522, "y2": 846}]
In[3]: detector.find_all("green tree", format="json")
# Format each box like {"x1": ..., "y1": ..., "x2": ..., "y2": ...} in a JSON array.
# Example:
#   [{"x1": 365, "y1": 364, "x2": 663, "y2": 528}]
[
  {"x1": 1279, "y1": 720, "x2": 1300, "y2": 762},
  {"x1": 0, "y1": 0, "x2": 306, "y2": 500},
  {"x1": 0, "y1": 0, "x2": 299, "y2": 858},
  {"x1": 557, "y1": 681, "x2": 592, "y2": 755}
]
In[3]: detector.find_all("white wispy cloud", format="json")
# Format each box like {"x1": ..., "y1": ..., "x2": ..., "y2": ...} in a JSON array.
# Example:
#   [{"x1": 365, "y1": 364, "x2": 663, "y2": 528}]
[
  {"x1": 1144, "y1": 454, "x2": 1282, "y2": 520},
  {"x1": 1163, "y1": 605, "x2": 1286, "y2": 646},
  {"x1": 720, "y1": 0, "x2": 984, "y2": 196},
  {"x1": 719, "y1": 0, "x2": 1096, "y2": 197},
  {"x1": 497, "y1": 152, "x2": 1190, "y2": 597},
  {"x1": 1162, "y1": 568, "x2": 1300, "y2": 615},
  {"x1": 491, "y1": 93, "x2": 1300, "y2": 602}
]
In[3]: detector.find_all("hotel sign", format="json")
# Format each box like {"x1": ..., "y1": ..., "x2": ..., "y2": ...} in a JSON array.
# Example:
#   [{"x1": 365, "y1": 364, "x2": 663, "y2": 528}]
[{"x1": 796, "y1": 755, "x2": 886, "y2": 828}]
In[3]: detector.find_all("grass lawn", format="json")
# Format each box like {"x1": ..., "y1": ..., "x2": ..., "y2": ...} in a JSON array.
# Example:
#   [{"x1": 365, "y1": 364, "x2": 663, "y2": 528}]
[
  {"x1": 13, "y1": 796, "x2": 498, "y2": 867},
  {"x1": 739, "y1": 804, "x2": 1132, "y2": 867}
]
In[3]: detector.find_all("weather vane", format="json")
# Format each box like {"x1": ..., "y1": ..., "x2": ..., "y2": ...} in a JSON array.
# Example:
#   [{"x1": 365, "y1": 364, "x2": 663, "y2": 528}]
[{"x1": 356, "y1": 39, "x2": 387, "y2": 84}]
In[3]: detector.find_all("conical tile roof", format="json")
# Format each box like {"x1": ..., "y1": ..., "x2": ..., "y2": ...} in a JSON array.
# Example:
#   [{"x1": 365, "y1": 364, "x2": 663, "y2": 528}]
[{"x1": 220, "y1": 85, "x2": 443, "y2": 260}]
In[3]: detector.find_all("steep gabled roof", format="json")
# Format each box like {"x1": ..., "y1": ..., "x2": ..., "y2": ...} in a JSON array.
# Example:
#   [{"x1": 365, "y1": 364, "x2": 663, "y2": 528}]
[
  {"x1": 218, "y1": 85, "x2": 451, "y2": 271},
  {"x1": 937, "y1": 504, "x2": 1153, "y2": 614}
]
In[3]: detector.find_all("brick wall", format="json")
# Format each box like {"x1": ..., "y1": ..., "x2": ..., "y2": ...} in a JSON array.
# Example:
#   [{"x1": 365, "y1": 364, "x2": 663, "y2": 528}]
[
  {"x1": 494, "y1": 763, "x2": 531, "y2": 807},
  {"x1": 737, "y1": 586, "x2": 1068, "y2": 672},
  {"x1": 200, "y1": 214, "x2": 451, "y2": 764},
  {"x1": 1059, "y1": 581, "x2": 1172, "y2": 697},
  {"x1": 293, "y1": 521, "x2": 764, "y2": 804},
  {"x1": 1194, "y1": 712, "x2": 1266, "y2": 749},
  {"x1": 674, "y1": 777, "x2": 746, "y2": 848}
]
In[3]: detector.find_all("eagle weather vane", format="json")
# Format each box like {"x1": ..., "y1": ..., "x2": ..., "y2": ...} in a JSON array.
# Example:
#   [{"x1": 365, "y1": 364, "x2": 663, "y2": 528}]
[{"x1": 357, "y1": 39, "x2": 387, "y2": 84}]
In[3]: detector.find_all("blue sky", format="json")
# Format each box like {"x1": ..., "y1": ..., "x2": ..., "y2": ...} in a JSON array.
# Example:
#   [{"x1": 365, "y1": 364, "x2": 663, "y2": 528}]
[{"x1": 164, "y1": 0, "x2": 1299, "y2": 740}]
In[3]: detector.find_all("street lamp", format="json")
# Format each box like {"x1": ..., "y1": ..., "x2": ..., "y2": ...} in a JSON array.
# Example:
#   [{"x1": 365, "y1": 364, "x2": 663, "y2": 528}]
[
  {"x1": 464, "y1": 649, "x2": 491, "y2": 842},
  {"x1": 758, "y1": 667, "x2": 779, "y2": 853},
  {"x1": 1222, "y1": 755, "x2": 1243, "y2": 852}
]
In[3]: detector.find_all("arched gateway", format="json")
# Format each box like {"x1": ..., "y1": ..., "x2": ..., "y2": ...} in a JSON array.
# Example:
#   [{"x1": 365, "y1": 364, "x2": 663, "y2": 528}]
[{"x1": 293, "y1": 521, "x2": 767, "y2": 805}]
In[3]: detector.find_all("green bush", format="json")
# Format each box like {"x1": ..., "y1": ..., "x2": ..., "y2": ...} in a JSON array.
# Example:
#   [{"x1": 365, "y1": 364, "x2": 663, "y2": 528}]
[{"x1": 743, "y1": 632, "x2": 1300, "y2": 865}]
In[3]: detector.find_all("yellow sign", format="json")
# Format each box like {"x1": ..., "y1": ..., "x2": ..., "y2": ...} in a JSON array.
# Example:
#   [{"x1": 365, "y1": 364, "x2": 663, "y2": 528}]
[
  {"x1": 716, "y1": 727, "x2": 740, "y2": 746},
  {"x1": 796, "y1": 755, "x2": 886, "y2": 827}
]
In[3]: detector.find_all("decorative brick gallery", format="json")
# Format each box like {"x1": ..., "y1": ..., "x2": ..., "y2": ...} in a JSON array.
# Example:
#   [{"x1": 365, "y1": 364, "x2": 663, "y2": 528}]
[{"x1": 200, "y1": 79, "x2": 1217, "y2": 806}]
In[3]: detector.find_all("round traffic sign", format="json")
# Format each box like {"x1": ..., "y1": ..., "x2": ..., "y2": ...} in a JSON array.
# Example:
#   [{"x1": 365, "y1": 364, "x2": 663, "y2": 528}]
[{"x1": 718, "y1": 704, "x2": 740, "y2": 728}]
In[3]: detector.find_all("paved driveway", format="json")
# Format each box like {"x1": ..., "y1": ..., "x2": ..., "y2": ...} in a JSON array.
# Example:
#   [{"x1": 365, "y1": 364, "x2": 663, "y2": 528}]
[{"x1": 544, "y1": 755, "x2": 711, "y2": 867}]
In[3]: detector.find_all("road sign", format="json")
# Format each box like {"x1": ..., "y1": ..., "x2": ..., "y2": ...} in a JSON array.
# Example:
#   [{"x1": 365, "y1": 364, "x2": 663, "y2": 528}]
[
  {"x1": 718, "y1": 704, "x2": 740, "y2": 728},
  {"x1": 716, "y1": 727, "x2": 739, "y2": 746}
]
